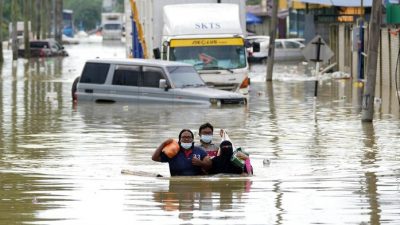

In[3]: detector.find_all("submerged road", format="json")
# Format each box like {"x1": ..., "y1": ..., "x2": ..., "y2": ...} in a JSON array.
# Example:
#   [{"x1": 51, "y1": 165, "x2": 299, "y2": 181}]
[{"x1": 0, "y1": 40, "x2": 399, "y2": 225}]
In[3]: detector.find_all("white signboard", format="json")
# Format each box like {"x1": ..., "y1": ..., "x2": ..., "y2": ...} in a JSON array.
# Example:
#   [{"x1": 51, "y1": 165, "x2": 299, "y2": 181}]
[{"x1": 302, "y1": 35, "x2": 334, "y2": 64}]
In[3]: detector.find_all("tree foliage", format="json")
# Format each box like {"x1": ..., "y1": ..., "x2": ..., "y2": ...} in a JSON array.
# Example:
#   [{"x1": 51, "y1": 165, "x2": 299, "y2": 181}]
[
  {"x1": 64, "y1": 0, "x2": 103, "y2": 30},
  {"x1": 246, "y1": 0, "x2": 262, "y2": 5},
  {"x1": 64, "y1": 0, "x2": 124, "y2": 31}
]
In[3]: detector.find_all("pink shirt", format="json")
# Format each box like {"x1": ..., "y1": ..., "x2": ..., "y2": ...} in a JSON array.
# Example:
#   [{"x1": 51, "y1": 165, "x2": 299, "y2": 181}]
[{"x1": 198, "y1": 143, "x2": 219, "y2": 158}]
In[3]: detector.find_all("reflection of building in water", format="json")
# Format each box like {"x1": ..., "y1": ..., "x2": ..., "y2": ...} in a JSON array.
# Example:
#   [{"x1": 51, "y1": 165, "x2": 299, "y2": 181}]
[{"x1": 152, "y1": 177, "x2": 252, "y2": 220}]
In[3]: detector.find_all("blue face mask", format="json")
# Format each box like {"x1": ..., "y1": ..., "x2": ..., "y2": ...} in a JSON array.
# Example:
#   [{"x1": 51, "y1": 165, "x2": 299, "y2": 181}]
[
  {"x1": 200, "y1": 135, "x2": 213, "y2": 143},
  {"x1": 180, "y1": 142, "x2": 192, "y2": 149}
]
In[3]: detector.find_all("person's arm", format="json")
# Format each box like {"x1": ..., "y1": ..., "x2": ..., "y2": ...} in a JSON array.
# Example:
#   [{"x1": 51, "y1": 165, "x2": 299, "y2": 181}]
[
  {"x1": 152, "y1": 139, "x2": 173, "y2": 162},
  {"x1": 192, "y1": 155, "x2": 212, "y2": 171},
  {"x1": 236, "y1": 151, "x2": 249, "y2": 160},
  {"x1": 201, "y1": 156, "x2": 212, "y2": 171}
]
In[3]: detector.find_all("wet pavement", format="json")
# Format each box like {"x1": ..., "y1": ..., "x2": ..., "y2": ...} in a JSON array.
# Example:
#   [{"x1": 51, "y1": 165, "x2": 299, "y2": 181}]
[{"x1": 0, "y1": 40, "x2": 400, "y2": 225}]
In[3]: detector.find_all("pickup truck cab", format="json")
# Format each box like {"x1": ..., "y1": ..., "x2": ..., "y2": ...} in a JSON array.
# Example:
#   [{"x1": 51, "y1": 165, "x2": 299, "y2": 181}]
[{"x1": 72, "y1": 58, "x2": 246, "y2": 105}]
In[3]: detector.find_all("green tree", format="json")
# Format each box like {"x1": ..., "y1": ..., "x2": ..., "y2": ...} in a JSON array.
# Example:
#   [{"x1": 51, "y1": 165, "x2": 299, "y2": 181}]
[
  {"x1": 64, "y1": 0, "x2": 103, "y2": 30},
  {"x1": 64, "y1": 0, "x2": 124, "y2": 31},
  {"x1": 247, "y1": 0, "x2": 262, "y2": 5}
]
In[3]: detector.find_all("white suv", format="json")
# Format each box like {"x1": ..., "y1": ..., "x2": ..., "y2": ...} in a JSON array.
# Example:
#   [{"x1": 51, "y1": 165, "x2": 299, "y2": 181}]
[{"x1": 72, "y1": 58, "x2": 246, "y2": 105}]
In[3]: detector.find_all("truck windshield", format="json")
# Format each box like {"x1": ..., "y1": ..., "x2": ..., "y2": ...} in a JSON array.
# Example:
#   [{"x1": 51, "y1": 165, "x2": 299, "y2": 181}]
[
  {"x1": 104, "y1": 24, "x2": 121, "y2": 30},
  {"x1": 169, "y1": 46, "x2": 246, "y2": 71},
  {"x1": 167, "y1": 66, "x2": 206, "y2": 88}
]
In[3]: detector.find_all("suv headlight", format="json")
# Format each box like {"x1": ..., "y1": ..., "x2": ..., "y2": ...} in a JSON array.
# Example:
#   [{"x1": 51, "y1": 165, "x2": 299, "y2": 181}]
[
  {"x1": 209, "y1": 98, "x2": 221, "y2": 106},
  {"x1": 209, "y1": 98, "x2": 218, "y2": 103}
]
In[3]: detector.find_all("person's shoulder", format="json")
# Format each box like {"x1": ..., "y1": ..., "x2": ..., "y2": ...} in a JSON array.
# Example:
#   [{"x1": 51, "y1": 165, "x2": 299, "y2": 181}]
[
  {"x1": 210, "y1": 143, "x2": 219, "y2": 150},
  {"x1": 193, "y1": 146, "x2": 207, "y2": 154},
  {"x1": 193, "y1": 146, "x2": 205, "y2": 151},
  {"x1": 194, "y1": 144, "x2": 205, "y2": 150}
]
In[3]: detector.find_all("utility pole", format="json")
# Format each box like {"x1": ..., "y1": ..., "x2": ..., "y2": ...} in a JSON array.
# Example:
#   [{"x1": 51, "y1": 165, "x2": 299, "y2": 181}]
[
  {"x1": 361, "y1": 0, "x2": 382, "y2": 122},
  {"x1": 266, "y1": 0, "x2": 278, "y2": 81}
]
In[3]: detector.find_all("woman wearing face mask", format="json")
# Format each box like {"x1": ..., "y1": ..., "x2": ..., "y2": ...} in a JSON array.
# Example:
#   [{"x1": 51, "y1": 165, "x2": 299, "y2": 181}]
[
  {"x1": 209, "y1": 140, "x2": 251, "y2": 175},
  {"x1": 197, "y1": 122, "x2": 219, "y2": 157},
  {"x1": 152, "y1": 129, "x2": 211, "y2": 176}
]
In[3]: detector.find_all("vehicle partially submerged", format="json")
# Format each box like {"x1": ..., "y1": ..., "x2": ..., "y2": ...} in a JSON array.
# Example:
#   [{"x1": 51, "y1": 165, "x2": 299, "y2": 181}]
[
  {"x1": 72, "y1": 58, "x2": 247, "y2": 105},
  {"x1": 18, "y1": 39, "x2": 68, "y2": 58}
]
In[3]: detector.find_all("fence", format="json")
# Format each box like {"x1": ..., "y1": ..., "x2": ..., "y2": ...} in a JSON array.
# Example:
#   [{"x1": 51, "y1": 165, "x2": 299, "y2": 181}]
[{"x1": 334, "y1": 24, "x2": 400, "y2": 115}]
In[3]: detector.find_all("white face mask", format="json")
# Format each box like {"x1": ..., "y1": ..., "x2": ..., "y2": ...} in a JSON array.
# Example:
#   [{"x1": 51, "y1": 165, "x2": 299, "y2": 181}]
[
  {"x1": 200, "y1": 135, "x2": 213, "y2": 143},
  {"x1": 180, "y1": 142, "x2": 192, "y2": 149}
]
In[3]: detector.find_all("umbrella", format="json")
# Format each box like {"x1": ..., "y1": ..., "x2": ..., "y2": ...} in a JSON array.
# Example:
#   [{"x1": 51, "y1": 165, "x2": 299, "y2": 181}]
[{"x1": 246, "y1": 12, "x2": 262, "y2": 24}]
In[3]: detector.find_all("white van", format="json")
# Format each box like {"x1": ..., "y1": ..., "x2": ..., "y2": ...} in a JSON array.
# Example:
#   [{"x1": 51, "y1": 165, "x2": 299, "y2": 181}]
[{"x1": 72, "y1": 58, "x2": 246, "y2": 105}]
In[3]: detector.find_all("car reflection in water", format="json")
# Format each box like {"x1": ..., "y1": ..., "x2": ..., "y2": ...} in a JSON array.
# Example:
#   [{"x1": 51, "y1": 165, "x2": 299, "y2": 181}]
[{"x1": 152, "y1": 177, "x2": 252, "y2": 220}]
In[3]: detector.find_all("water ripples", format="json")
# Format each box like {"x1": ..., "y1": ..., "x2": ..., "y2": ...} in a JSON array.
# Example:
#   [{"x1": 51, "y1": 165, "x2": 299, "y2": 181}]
[{"x1": 1, "y1": 43, "x2": 400, "y2": 224}]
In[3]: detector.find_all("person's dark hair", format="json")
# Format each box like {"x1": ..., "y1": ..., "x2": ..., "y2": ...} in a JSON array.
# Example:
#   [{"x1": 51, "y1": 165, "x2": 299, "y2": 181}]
[
  {"x1": 199, "y1": 122, "x2": 214, "y2": 134},
  {"x1": 220, "y1": 140, "x2": 233, "y2": 149},
  {"x1": 178, "y1": 129, "x2": 194, "y2": 140}
]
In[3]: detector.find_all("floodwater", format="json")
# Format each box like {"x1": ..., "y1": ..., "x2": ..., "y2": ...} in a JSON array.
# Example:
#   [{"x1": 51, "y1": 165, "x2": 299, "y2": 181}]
[{"x1": 1, "y1": 41, "x2": 400, "y2": 225}]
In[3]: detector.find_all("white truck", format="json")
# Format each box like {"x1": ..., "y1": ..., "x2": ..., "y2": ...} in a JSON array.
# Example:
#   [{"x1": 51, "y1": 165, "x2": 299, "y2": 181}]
[
  {"x1": 125, "y1": 0, "x2": 249, "y2": 94},
  {"x1": 101, "y1": 12, "x2": 124, "y2": 40}
]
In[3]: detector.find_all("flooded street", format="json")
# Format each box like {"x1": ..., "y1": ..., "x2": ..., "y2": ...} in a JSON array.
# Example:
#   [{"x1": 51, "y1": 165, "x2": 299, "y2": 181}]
[{"x1": 1, "y1": 41, "x2": 400, "y2": 225}]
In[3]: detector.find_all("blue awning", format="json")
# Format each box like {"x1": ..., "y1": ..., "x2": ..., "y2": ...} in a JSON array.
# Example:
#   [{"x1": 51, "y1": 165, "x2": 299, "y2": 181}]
[
  {"x1": 297, "y1": 0, "x2": 372, "y2": 7},
  {"x1": 246, "y1": 12, "x2": 262, "y2": 24}
]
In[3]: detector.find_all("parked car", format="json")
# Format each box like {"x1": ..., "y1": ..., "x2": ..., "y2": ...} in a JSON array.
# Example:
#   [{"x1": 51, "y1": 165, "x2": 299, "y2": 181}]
[
  {"x1": 18, "y1": 39, "x2": 68, "y2": 58},
  {"x1": 72, "y1": 58, "x2": 247, "y2": 105},
  {"x1": 274, "y1": 39, "x2": 305, "y2": 61},
  {"x1": 286, "y1": 38, "x2": 305, "y2": 45},
  {"x1": 246, "y1": 36, "x2": 305, "y2": 62}
]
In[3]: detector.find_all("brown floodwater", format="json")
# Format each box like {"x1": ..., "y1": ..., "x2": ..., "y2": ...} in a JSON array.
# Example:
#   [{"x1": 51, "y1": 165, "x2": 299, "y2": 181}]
[{"x1": 0, "y1": 40, "x2": 400, "y2": 225}]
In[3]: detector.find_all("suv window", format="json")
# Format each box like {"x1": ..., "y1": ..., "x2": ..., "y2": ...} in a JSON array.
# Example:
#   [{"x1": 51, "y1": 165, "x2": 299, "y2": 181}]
[
  {"x1": 80, "y1": 62, "x2": 110, "y2": 84},
  {"x1": 30, "y1": 41, "x2": 48, "y2": 48},
  {"x1": 50, "y1": 42, "x2": 59, "y2": 51},
  {"x1": 112, "y1": 65, "x2": 140, "y2": 86},
  {"x1": 142, "y1": 67, "x2": 164, "y2": 87}
]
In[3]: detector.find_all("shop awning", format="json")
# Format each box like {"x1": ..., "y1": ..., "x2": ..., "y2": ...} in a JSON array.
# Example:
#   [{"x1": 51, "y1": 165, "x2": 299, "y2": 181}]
[
  {"x1": 295, "y1": 0, "x2": 372, "y2": 7},
  {"x1": 246, "y1": 12, "x2": 263, "y2": 24}
]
